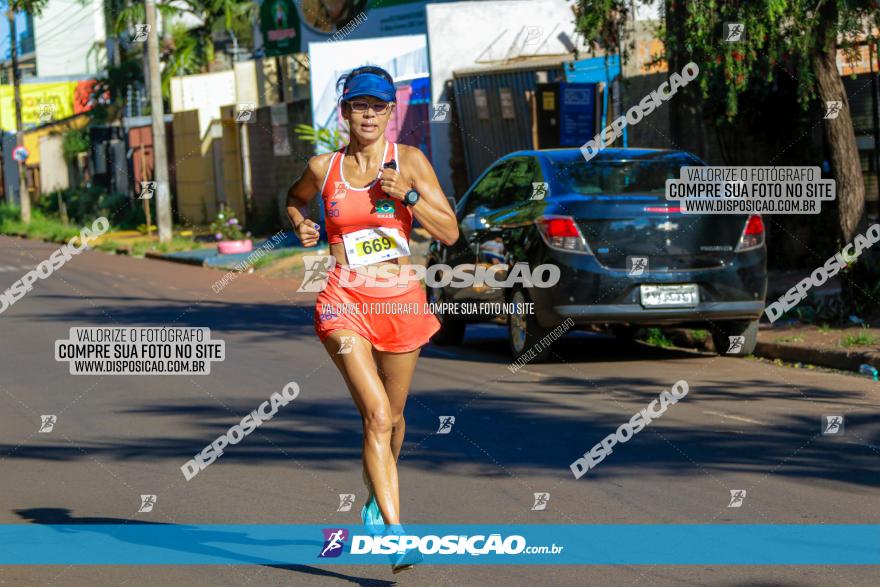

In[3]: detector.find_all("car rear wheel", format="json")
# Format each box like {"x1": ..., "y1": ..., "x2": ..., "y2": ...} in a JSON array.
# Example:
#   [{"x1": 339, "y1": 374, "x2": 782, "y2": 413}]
[
  {"x1": 711, "y1": 319, "x2": 758, "y2": 356},
  {"x1": 428, "y1": 284, "x2": 466, "y2": 346},
  {"x1": 508, "y1": 288, "x2": 554, "y2": 363}
]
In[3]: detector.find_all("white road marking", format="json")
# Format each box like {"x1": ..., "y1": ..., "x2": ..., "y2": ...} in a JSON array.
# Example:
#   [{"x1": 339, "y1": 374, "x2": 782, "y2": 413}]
[
  {"x1": 703, "y1": 410, "x2": 764, "y2": 425},
  {"x1": 845, "y1": 440, "x2": 880, "y2": 451}
]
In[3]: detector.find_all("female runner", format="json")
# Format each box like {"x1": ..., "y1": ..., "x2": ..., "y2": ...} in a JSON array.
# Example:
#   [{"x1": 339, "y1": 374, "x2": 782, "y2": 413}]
[{"x1": 286, "y1": 65, "x2": 459, "y2": 572}]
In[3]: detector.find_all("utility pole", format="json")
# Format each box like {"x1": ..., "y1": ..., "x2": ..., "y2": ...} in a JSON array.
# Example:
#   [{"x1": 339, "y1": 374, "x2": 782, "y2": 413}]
[
  {"x1": 7, "y1": 6, "x2": 29, "y2": 223},
  {"x1": 145, "y1": 0, "x2": 172, "y2": 242},
  {"x1": 276, "y1": 56, "x2": 285, "y2": 102}
]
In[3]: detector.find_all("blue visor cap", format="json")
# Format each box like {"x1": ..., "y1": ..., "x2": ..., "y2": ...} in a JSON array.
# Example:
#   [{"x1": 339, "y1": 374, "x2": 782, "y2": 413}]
[{"x1": 342, "y1": 73, "x2": 396, "y2": 103}]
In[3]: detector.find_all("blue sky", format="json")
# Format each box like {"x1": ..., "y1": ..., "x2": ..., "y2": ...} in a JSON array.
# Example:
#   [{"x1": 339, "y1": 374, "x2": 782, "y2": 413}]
[{"x1": 0, "y1": 9, "x2": 33, "y2": 61}]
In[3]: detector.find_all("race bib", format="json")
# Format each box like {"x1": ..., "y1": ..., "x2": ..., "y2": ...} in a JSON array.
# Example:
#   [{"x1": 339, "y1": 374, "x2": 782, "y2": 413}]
[{"x1": 342, "y1": 227, "x2": 410, "y2": 267}]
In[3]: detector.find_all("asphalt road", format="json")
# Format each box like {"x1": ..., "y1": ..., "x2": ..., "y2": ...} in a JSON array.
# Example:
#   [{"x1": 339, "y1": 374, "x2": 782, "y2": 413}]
[{"x1": 0, "y1": 235, "x2": 878, "y2": 586}]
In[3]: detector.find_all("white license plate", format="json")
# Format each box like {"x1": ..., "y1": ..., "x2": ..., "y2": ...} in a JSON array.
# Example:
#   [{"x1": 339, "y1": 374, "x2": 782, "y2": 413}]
[{"x1": 640, "y1": 284, "x2": 699, "y2": 308}]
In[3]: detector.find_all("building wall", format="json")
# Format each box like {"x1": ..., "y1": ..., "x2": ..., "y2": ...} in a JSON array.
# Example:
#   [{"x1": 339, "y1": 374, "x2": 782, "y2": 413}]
[
  {"x1": 170, "y1": 70, "x2": 238, "y2": 138},
  {"x1": 426, "y1": 0, "x2": 591, "y2": 196},
  {"x1": 34, "y1": 0, "x2": 106, "y2": 77},
  {"x1": 219, "y1": 105, "x2": 246, "y2": 221},
  {"x1": 172, "y1": 110, "x2": 215, "y2": 225},
  {"x1": 452, "y1": 65, "x2": 564, "y2": 186},
  {"x1": 38, "y1": 134, "x2": 68, "y2": 194},
  {"x1": 246, "y1": 99, "x2": 313, "y2": 234}
]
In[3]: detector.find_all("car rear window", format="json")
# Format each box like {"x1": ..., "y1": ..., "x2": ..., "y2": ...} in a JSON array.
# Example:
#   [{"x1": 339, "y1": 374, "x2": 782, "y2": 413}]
[{"x1": 550, "y1": 154, "x2": 700, "y2": 195}]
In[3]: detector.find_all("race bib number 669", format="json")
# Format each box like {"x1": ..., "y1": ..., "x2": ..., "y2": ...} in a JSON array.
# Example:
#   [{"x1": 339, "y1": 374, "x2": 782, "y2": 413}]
[{"x1": 342, "y1": 227, "x2": 410, "y2": 267}]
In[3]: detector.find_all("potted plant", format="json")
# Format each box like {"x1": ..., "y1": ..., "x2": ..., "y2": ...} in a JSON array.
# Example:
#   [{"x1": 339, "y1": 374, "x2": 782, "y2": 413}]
[{"x1": 210, "y1": 207, "x2": 252, "y2": 254}]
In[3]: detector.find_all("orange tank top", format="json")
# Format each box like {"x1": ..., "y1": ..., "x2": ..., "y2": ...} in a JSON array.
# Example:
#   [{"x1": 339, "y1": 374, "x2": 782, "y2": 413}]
[{"x1": 320, "y1": 141, "x2": 413, "y2": 246}]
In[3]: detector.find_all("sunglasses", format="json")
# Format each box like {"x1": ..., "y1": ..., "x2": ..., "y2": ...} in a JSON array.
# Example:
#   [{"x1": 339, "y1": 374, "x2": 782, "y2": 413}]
[{"x1": 347, "y1": 100, "x2": 391, "y2": 114}]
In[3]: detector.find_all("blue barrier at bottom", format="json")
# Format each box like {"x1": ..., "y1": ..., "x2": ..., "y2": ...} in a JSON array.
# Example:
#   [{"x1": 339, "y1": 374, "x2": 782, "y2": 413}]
[{"x1": 1, "y1": 524, "x2": 878, "y2": 565}]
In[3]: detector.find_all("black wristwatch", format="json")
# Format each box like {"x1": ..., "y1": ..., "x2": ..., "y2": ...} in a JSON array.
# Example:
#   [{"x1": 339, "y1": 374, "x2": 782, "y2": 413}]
[{"x1": 403, "y1": 189, "x2": 420, "y2": 207}]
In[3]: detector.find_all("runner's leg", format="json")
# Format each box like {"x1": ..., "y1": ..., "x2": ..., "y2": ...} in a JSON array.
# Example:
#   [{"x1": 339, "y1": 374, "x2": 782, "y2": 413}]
[
  {"x1": 374, "y1": 348, "x2": 421, "y2": 461},
  {"x1": 322, "y1": 330, "x2": 400, "y2": 525}
]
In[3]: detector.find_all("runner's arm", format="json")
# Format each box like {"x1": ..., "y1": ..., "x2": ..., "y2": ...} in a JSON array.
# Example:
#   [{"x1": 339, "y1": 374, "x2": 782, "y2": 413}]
[
  {"x1": 287, "y1": 155, "x2": 329, "y2": 247},
  {"x1": 397, "y1": 146, "x2": 459, "y2": 246}
]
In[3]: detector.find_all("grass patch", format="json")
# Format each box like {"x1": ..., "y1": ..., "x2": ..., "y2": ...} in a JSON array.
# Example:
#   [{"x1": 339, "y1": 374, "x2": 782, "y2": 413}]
[
  {"x1": 94, "y1": 239, "x2": 123, "y2": 253},
  {"x1": 129, "y1": 237, "x2": 198, "y2": 256},
  {"x1": 840, "y1": 326, "x2": 877, "y2": 348},
  {"x1": 0, "y1": 205, "x2": 82, "y2": 242},
  {"x1": 252, "y1": 249, "x2": 300, "y2": 270},
  {"x1": 645, "y1": 328, "x2": 673, "y2": 348},
  {"x1": 774, "y1": 335, "x2": 804, "y2": 344},
  {"x1": 818, "y1": 323, "x2": 831, "y2": 333},
  {"x1": 691, "y1": 329, "x2": 709, "y2": 342}
]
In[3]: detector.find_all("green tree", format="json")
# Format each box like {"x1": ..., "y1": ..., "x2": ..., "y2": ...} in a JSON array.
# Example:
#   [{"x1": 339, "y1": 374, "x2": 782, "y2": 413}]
[
  {"x1": 574, "y1": 0, "x2": 880, "y2": 244},
  {"x1": 115, "y1": 0, "x2": 255, "y2": 83}
]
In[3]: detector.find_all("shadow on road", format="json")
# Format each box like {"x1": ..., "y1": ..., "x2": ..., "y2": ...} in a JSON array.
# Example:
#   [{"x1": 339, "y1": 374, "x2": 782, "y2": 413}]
[
  {"x1": 13, "y1": 508, "x2": 392, "y2": 586},
  {"x1": 3, "y1": 376, "x2": 876, "y2": 489},
  {"x1": 7, "y1": 297, "x2": 877, "y2": 489}
]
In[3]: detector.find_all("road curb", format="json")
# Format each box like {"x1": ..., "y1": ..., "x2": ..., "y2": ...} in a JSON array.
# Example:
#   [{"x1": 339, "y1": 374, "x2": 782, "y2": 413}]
[
  {"x1": 144, "y1": 251, "x2": 205, "y2": 266},
  {"x1": 663, "y1": 327, "x2": 879, "y2": 373},
  {"x1": 753, "y1": 341, "x2": 880, "y2": 372}
]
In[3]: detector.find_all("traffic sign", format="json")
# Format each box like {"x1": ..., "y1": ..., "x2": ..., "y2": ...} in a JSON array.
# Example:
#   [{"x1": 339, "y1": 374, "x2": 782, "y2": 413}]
[{"x1": 12, "y1": 146, "x2": 29, "y2": 163}]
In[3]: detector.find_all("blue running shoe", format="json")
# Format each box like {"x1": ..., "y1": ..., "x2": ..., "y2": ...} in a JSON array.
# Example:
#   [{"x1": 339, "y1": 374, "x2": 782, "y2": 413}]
[
  {"x1": 387, "y1": 524, "x2": 423, "y2": 573},
  {"x1": 362, "y1": 494, "x2": 384, "y2": 535},
  {"x1": 367, "y1": 495, "x2": 384, "y2": 525}
]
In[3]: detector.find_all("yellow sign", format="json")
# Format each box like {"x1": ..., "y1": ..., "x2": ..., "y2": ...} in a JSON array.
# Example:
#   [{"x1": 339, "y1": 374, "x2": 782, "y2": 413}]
[
  {"x1": 0, "y1": 81, "x2": 79, "y2": 130},
  {"x1": 542, "y1": 91, "x2": 555, "y2": 110}
]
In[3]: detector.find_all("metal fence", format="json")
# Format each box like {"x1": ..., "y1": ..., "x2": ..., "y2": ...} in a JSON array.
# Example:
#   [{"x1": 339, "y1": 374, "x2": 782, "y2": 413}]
[{"x1": 452, "y1": 61, "x2": 565, "y2": 185}]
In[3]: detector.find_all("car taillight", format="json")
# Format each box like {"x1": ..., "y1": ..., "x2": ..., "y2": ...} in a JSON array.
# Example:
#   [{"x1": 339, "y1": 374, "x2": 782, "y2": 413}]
[
  {"x1": 644, "y1": 206, "x2": 681, "y2": 213},
  {"x1": 535, "y1": 215, "x2": 591, "y2": 253},
  {"x1": 736, "y1": 214, "x2": 765, "y2": 251}
]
